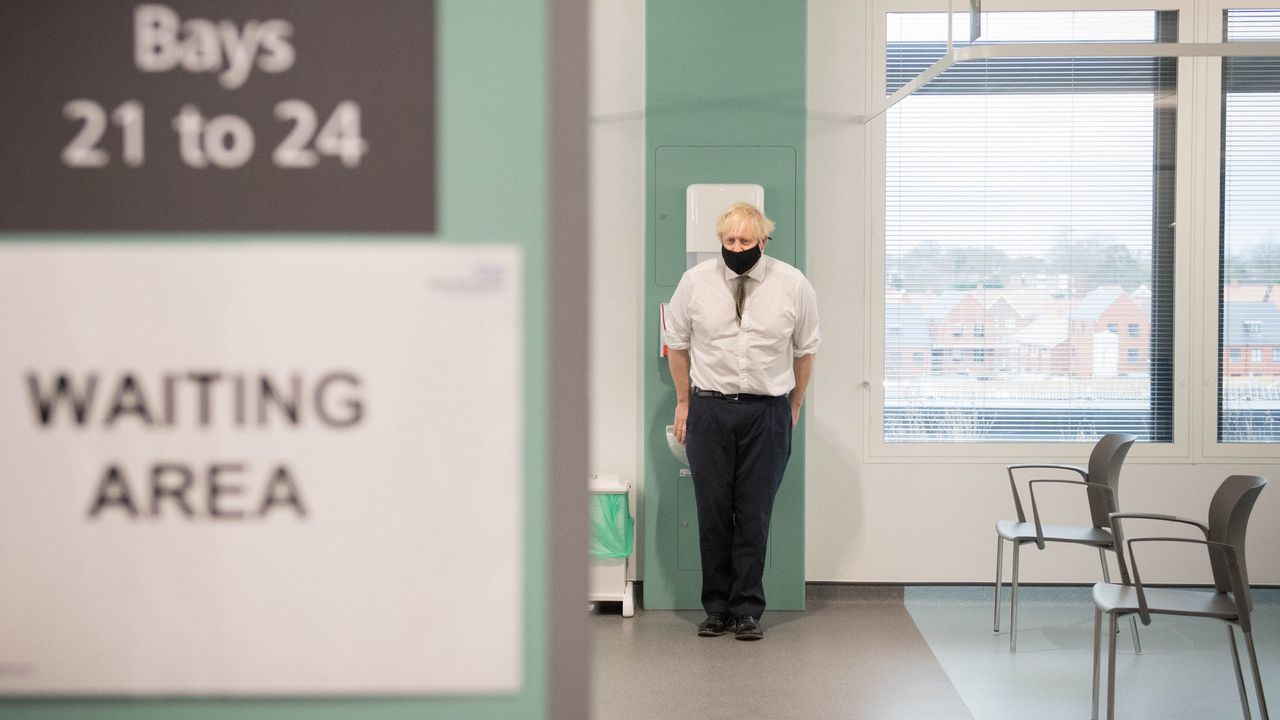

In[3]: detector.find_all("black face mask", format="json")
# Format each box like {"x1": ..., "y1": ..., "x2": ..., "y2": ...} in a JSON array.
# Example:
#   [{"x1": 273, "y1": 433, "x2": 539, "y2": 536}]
[{"x1": 721, "y1": 244, "x2": 762, "y2": 275}]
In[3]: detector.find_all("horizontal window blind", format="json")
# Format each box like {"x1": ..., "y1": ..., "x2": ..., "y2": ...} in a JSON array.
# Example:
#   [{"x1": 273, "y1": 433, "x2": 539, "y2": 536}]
[
  {"x1": 1219, "y1": 9, "x2": 1280, "y2": 443},
  {"x1": 884, "y1": 10, "x2": 1176, "y2": 443}
]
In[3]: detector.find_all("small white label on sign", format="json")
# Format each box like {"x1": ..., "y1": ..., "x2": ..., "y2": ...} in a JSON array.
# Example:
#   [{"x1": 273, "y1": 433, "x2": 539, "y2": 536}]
[{"x1": 0, "y1": 243, "x2": 523, "y2": 695}]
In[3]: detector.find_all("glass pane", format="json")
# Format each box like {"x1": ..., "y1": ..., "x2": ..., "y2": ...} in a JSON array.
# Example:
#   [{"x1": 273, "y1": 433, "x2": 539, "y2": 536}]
[
  {"x1": 1219, "y1": 9, "x2": 1280, "y2": 442},
  {"x1": 884, "y1": 10, "x2": 1176, "y2": 442}
]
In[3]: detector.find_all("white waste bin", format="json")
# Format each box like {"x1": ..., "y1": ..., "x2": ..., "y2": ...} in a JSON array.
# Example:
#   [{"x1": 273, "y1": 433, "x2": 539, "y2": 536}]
[{"x1": 588, "y1": 472, "x2": 635, "y2": 617}]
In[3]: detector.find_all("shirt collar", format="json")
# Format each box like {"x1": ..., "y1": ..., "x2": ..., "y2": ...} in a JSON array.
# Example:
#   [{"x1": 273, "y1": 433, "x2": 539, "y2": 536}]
[{"x1": 722, "y1": 254, "x2": 769, "y2": 283}]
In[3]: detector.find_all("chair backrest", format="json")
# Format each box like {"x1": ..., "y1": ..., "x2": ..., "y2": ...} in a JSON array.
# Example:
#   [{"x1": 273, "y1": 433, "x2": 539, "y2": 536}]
[
  {"x1": 1207, "y1": 474, "x2": 1267, "y2": 615},
  {"x1": 1086, "y1": 433, "x2": 1137, "y2": 529}
]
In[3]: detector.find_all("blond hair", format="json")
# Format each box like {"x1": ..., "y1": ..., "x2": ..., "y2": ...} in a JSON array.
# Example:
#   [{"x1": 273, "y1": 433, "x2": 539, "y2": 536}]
[{"x1": 716, "y1": 202, "x2": 775, "y2": 242}]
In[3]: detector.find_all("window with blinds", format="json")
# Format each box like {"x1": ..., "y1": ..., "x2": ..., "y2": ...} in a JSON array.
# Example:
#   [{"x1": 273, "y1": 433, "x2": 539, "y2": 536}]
[
  {"x1": 883, "y1": 10, "x2": 1177, "y2": 443},
  {"x1": 1219, "y1": 9, "x2": 1280, "y2": 443}
]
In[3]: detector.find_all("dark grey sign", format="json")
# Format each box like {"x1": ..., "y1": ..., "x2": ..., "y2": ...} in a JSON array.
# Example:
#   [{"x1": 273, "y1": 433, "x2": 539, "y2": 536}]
[{"x1": 0, "y1": 0, "x2": 435, "y2": 232}]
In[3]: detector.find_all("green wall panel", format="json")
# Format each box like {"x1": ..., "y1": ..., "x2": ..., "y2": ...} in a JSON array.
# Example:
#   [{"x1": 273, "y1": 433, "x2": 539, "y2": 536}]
[{"x1": 644, "y1": 0, "x2": 807, "y2": 613}]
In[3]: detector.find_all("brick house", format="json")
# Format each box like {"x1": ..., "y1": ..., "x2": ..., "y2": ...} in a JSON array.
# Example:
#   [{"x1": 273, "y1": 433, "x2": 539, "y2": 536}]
[
  {"x1": 1222, "y1": 301, "x2": 1280, "y2": 377},
  {"x1": 1066, "y1": 286, "x2": 1150, "y2": 379}
]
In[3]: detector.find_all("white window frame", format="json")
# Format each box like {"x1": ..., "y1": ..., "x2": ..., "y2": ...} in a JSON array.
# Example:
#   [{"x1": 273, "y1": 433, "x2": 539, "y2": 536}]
[
  {"x1": 866, "y1": 0, "x2": 1196, "y2": 461},
  {"x1": 1199, "y1": 0, "x2": 1280, "y2": 460}
]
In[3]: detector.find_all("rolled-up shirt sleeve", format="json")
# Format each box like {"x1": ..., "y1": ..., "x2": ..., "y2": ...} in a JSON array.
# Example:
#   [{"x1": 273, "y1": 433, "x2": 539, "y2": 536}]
[
  {"x1": 665, "y1": 275, "x2": 693, "y2": 350},
  {"x1": 792, "y1": 277, "x2": 821, "y2": 356}
]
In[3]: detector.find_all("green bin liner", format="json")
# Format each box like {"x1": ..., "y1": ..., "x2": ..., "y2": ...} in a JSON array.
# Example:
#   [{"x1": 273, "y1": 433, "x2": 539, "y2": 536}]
[{"x1": 589, "y1": 493, "x2": 634, "y2": 559}]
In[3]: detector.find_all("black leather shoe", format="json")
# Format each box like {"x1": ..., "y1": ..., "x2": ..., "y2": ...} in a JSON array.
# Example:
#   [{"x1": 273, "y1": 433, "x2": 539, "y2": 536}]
[
  {"x1": 697, "y1": 613, "x2": 730, "y2": 637},
  {"x1": 734, "y1": 615, "x2": 763, "y2": 640}
]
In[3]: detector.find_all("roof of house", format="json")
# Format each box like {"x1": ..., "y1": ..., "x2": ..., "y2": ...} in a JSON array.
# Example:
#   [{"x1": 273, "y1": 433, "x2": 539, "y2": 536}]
[
  {"x1": 1223, "y1": 284, "x2": 1273, "y2": 303},
  {"x1": 1223, "y1": 301, "x2": 1280, "y2": 346},
  {"x1": 921, "y1": 290, "x2": 973, "y2": 321},
  {"x1": 885, "y1": 300, "x2": 932, "y2": 348},
  {"x1": 989, "y1": 289, "x2": 1065, "y2": 318},
  {"x1": 1074, "y1": 286, "x2": 1129, "y2": 322},
  {"x1": 984, "y1": 295, "x2": 1025, "y2": 320}
]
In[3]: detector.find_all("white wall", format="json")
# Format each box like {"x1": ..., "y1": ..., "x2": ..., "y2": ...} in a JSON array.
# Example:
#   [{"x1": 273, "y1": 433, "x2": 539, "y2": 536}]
[
  {"x1": 588, "y1": 0, "x2": 1280, "y2": 585},
  {"x1": 805, "y1": 0, "x2": 1280, "y2": 584},
  {"x1": 588, "y1": 0, "x2": 644, "y2": 531}
]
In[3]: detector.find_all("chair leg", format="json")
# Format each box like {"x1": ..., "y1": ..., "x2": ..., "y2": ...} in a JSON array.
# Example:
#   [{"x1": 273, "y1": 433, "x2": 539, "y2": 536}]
[
  {"x1": 1128, "y1": 615, "x2": 1143, "y2": 655},
  {"x1": 1010, "y1": 541, "x2": 1020, "y2": 652},
  {"x1": 1228, "y1": 624, "x2": 1254, "y2": 720},
  {"x1": 1245, "y1": 630, "x2": 1270, "y2": 720},
  {"x1": 1098, "y1": 548, "x2": 1143, "y2": 654},
  {"x1": 1093, "y1": 608, "x2": 1103, "y2": 720},
  {"x1": 994, "y1": 535, "x2": 1004, "y2": 633},
  {"x1": 1107, "y1": 613, "x2": 1118, "y2": 720}
]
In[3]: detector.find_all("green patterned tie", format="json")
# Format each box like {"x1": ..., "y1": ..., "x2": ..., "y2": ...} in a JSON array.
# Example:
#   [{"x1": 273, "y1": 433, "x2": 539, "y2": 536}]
[{"x1": 735, "y1": 276, "x2": 748, "y2": 321}]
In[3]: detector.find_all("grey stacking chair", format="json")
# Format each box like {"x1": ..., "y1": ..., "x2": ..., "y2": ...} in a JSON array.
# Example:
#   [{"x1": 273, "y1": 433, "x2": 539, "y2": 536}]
[
  {"x1": 994, "y1": 433, "x2": 1141, "y2": 652},
  {"x1": 1092, "y1": 474, "x2": 1269, "y2": 720}
]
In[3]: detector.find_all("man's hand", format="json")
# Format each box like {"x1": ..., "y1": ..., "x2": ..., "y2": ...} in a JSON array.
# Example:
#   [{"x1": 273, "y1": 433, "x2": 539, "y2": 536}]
[
  {"x1": 674, "y1": 399, "x2": 689, "y2": 444},
  {"x1": 668, "y1": 348, "x2": 692, "y2": 444},
  {"x1": 788, "y1": 353, "x2": 814, "y2": 431}
]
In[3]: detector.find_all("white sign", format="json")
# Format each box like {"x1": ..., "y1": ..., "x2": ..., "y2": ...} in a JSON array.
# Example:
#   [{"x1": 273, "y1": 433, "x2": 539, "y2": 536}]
[{"x1": 0, "y1": 243, "x2": 523, "y2": 695}]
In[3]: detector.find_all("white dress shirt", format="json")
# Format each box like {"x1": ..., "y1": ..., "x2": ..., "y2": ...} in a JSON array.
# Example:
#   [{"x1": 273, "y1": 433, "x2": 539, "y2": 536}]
[{"x1": 665, "y1": 254, "x2": 821, "y2": 397}]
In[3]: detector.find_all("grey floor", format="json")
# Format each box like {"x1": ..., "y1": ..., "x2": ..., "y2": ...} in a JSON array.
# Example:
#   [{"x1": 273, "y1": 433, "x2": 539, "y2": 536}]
[{"x1": 590, "y1": 585, "x2": 1280, "y2": 720}]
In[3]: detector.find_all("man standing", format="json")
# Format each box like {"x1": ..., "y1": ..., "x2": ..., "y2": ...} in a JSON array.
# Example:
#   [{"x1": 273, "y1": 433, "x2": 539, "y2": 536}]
[{"x1": 665, "y1": 202, "x2": 820, "y2": 641}]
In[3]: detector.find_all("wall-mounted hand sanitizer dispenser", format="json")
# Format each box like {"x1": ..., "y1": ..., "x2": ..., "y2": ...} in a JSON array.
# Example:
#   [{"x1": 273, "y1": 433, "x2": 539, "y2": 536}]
[{"x1": 685, "y1": 184, "x2": 764, "y2": 270}]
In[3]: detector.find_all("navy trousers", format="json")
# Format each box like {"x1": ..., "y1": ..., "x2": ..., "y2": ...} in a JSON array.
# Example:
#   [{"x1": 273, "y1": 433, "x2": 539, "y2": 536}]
[{"x1": 685, "y1": 392, "x2": 792, "y2": 619}]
